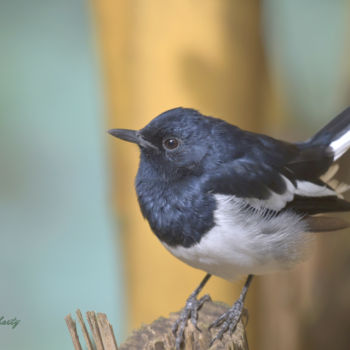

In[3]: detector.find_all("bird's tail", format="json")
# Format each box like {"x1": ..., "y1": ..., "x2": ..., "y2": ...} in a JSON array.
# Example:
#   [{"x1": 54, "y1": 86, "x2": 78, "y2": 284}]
[{"x1": 309, "y1": 107, "x2": 350, "y2": 161}]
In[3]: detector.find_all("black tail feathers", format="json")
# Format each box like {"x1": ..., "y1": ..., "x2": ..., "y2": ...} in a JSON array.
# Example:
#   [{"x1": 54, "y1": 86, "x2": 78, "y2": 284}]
[
  {"x1": 308, "y1": 107, "x2": 350, "y2": 160},
  {"x1": 310, "y1": 107, "x2": 350, "y2": 146}
]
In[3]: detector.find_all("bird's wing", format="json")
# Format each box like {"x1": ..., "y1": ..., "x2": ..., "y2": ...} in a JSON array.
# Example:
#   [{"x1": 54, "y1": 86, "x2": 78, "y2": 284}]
[{"x1": 205, "y1": 141, "x2": 350, "y2": 214}]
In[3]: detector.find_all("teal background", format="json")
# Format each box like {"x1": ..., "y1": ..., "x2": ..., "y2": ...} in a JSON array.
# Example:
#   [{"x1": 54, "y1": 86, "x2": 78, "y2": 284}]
[
  {"x1": 262, "y1": 0, "x2": 349, "y2": 128},
  {"x1": 0, "y1": 0, "x2": 125, "y2": 349}
]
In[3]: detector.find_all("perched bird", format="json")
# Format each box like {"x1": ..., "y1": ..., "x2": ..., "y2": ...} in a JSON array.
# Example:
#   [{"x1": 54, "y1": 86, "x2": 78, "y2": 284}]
[{"x1": 109, "y1": 107, "x2": 350, "y2": 349}]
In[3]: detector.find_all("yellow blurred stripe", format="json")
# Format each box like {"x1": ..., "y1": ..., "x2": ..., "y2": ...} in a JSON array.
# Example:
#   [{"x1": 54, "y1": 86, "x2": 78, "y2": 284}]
[{"x1": 92, "y1": 1, "x2": 266, "y2": 346}]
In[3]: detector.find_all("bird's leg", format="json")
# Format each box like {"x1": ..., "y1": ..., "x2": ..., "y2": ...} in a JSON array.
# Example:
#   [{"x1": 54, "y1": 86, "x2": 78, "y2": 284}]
[
  {"x1": 172, "y1": 273, "x2": 212, "y2": 350},
  {"x1": 209, "y1": 274, "x2": 253, "y2": 347}
]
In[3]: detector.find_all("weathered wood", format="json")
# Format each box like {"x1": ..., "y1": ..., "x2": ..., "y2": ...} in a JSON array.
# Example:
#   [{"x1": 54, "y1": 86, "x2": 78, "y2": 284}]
[
  {"x1": 65, "y1": 314, "x2": 83, "y2": 350},
  {"x1": 76, "y1": 309, "x2": 94, "y2": 350},
  {"x1": 119, "y1": 300, "x2": 249, "y2": 350},
  {"x1": 66, "y1": 310, "x2": 119, "y2": 350},
  {"x1": 86, "y1": 311, "x2": 105, "y2": 350},
  {"x1": 66, "y1": 301, "x2": 248, "y2": 350},
  {"x1": 96, "y1": 312, "x2": 119, "y2": 350}
]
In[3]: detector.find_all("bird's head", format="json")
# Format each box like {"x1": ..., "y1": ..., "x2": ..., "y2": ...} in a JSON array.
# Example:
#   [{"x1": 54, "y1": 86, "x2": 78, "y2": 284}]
[{"x1": 109, "y1": 107, "x2": 217, "y2": 181}]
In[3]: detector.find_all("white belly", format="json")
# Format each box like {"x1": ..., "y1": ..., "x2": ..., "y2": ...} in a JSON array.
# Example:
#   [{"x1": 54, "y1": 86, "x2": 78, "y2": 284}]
[{"x1": 164, "y1": 194, "x2": 313, "y2": 280}]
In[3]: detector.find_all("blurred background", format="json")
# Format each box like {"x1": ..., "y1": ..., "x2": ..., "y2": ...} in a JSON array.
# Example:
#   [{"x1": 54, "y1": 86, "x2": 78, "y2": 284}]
[{"x1": 1, "y1": 0, "x2": 350, "y2": 349}]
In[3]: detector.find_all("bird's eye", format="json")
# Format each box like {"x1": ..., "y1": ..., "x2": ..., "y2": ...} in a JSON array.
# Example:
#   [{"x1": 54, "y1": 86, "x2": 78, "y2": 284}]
[{"x1": 163, "y1": 137, "x2": 179, "y2": 150}]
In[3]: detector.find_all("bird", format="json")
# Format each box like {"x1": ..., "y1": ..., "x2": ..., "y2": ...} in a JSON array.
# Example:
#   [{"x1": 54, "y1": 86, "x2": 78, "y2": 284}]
[{"x1": 108, "y1": 107, "x2": 350, "y2": 349}]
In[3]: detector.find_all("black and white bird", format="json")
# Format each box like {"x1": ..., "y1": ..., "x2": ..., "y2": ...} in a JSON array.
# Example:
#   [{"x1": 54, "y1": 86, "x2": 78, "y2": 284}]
[{"x1": 109, "y1": 107, "x2": 350, "y2": 348}]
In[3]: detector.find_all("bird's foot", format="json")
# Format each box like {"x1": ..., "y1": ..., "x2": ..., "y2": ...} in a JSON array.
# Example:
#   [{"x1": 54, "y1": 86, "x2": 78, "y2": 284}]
[
  {"x1": 172, "y1": 293, "x2": 211, "y2": 350},
  {"x1": 209, "y1": 298, "x2": 247, "y2": 347}
]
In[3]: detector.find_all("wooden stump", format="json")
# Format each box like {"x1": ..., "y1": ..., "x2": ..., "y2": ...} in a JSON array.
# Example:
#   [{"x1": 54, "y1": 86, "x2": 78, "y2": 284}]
[
  {"x1": 66, "y1": 300, "x2": 249, "y2": 350},
  {"x1": 120, "y1": 300, "x2": 248, "y2": 350}
]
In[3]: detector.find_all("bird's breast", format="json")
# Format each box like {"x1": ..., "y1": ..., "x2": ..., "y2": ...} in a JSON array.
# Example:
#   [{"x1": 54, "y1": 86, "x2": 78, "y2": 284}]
[
  {"x1": 163, "y1": 194, "x2": 313, "y2": 280},
  {"x1": 135, "y1": 176, "x2": 217, "y2": 247}
]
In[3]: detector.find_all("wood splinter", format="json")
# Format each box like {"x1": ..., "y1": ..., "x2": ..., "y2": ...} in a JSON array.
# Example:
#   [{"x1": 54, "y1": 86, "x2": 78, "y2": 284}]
[{"x1": 66, "y1": 300, "x2": 249, "y2": 350}]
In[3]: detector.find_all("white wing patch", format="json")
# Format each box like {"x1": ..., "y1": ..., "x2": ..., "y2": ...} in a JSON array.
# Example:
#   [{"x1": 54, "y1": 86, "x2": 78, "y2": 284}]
[
  {"x1": 295, "y1": 181, "x2": 335, "y2": 197},
  {"x1": 246, "y1": 174, "x2": 340, "y2": 212},
  {"x1": 245, "y1": 175, "x2": 294, "y2": 211}
]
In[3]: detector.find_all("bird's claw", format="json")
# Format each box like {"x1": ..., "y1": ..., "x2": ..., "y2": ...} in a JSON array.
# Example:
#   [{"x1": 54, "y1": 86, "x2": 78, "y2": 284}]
[
  {"x1": 209, "y1": 298, "x2": 245, "y2": 347},
  {"x1": 172, "y1": 293, "x2": 211, "y2": 350}
]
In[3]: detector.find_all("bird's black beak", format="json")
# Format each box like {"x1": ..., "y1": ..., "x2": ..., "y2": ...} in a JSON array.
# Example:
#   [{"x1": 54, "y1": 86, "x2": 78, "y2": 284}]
[
  {"x1": 108, "y1": 128, "x2": 158, "y2": 151},
  {"x1": 108, "y1": 128, "x2": 139, "y2": 144}
]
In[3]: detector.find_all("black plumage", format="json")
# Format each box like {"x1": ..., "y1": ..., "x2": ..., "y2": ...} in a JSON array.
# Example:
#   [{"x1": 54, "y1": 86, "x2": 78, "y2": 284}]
[
  {"x1": 110, "y1": 107, "x2": 350, "y2": 247},
  {"x1": 109, "y1": 106, "x2": 350, "y2": 349}
]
